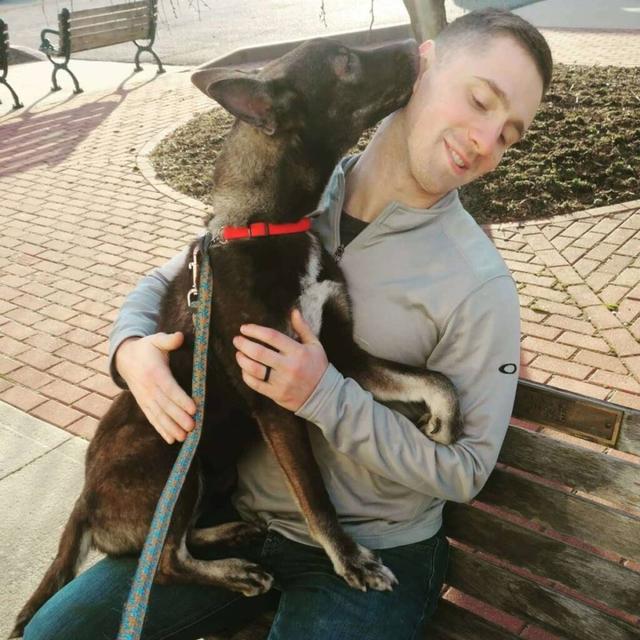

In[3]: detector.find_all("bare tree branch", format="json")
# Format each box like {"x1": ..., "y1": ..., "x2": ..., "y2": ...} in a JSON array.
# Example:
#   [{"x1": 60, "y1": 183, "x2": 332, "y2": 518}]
[
  {"x1": 402, "y1": 0, "x2": 447, "y2": 42},
  {"x1": 319, "y1": 0, "x2": 328, "y2": 28}
]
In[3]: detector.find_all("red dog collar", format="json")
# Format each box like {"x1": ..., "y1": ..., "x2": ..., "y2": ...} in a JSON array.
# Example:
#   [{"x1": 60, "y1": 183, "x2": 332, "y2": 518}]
[{"x1": 220, "y1": 218, "x2": 312, "y2": 242}]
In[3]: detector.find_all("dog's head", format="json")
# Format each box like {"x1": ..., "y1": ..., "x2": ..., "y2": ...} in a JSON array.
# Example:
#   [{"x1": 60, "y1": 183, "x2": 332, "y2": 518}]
[{"x1": 191, "y1": 38, "x2": 419, "y2": 157}]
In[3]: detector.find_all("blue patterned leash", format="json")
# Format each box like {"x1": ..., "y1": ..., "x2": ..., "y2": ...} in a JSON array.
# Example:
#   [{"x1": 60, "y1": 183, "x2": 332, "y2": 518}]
[{"x1": 117, "y1": 233, "x2": 212, "y2": 640}]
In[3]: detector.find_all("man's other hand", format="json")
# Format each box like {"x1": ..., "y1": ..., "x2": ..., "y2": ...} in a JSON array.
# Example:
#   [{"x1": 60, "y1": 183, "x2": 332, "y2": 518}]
[
  {"x1": 115, "y1": 332, "x2": 196, "y2": 444},
  {"x1": 234, "y1": 309, "x2": 328, "y2": 412}
]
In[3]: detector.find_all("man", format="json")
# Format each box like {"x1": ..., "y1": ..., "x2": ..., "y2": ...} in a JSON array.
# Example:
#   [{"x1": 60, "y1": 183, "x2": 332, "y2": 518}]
[{"x1": 24, "y1": 9, "x2": 552, "y2": 640}]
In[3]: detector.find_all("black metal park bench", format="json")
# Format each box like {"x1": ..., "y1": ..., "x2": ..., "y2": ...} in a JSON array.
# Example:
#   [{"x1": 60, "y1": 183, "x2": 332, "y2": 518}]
[
  {"x1": 0, "y1": 19, "x2": 23, "y2": 110},
  {"x1": 210, "y1": 380, "x2": 640, "y2": 640},
  {"x1": 39, "y1": 0, "x2": 165, "y2": 94}
]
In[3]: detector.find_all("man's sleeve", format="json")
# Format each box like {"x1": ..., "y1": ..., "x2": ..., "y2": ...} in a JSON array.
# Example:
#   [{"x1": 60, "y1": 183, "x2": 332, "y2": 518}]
[
  {"x1": 108, "y1": 247, "x2": 189, "y2": 388},
  {"x1": 295, "y1": 275, "x2": 521, "y2": 503}
]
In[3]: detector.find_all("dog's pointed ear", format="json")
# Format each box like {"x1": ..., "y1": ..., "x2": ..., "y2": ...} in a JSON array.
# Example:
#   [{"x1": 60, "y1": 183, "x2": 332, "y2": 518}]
[{"x1": 191, "y1": 68, "x2": 278, "y2": 135}]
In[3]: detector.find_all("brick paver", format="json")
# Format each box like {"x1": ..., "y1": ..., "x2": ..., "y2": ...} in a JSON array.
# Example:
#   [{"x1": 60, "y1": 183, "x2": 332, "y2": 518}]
[
  {"x1": 1, "y1": 30, "x2": 639, "y2": 440},
  {"x1": 487, "y1": 200, "x2": 640, "y2": 411}
]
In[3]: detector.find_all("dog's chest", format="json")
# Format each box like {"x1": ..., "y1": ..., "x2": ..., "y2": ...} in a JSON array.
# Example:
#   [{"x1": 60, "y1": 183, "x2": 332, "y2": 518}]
[
  {"x1": 297, "y1": 237, "x2": 343, "y2": 338},
  {"x1": 208, "y1": 234, "x2": 341, "y2": 341},
  {"x1": 207, "y1": 234, "x2": 324, "y2": 331}
]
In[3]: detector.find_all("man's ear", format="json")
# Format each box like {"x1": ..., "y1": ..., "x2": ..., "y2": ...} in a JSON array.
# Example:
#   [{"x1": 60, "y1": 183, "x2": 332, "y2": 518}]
[
  {"x1": 191, "y1": 68, "x2": 278, "y2": 135},
  {"x1": 413, "y1": 40, "x2": 435, "y2": 94}
]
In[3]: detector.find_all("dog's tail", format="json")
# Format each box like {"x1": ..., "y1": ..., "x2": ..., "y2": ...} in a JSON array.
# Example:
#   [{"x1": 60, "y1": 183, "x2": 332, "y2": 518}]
[{"x1": 9, "y1": 496, "x2": 91, "y2": 638}]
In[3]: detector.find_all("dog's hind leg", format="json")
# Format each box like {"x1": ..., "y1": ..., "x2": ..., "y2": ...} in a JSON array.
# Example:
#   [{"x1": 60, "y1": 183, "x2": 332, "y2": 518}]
[
  {"x1": 254, "y1": 408, "x2": 397, "y2": 592},
  {"x1": 156, "y1": 534, "x2": 274, "y2": 597}
]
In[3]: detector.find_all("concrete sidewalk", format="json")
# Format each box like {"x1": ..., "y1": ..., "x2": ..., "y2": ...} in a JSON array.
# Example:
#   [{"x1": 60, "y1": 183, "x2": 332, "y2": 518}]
[
  {"x1": 0, "y1": 60, "x2": 189, "y2": 118},
  {"x1": 1, "y1": 8, "x2": 639, "y2": 637},
  {"x1": 0, "y1": 401, "x2": 100, "y2": 639}
]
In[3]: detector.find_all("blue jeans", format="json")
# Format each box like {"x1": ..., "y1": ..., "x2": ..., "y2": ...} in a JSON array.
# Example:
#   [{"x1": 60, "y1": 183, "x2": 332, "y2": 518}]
[{"x1": 24, "y1": 514, "x2": 448, "y2": 640}]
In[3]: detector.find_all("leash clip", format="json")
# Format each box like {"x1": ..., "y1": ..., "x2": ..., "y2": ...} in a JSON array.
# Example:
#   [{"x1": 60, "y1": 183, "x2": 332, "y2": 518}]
[
  {"x1": 213, "y1": 230, "x2": 227, "y2": 245},
  {"x1": 187, "y1": 245, "x2": 200, "y2": 309}
]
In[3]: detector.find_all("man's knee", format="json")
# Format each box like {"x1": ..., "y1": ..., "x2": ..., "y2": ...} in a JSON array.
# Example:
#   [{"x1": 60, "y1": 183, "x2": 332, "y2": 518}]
[{"x1": 23, "y1": 598, "x2": 118, "y2": 640}]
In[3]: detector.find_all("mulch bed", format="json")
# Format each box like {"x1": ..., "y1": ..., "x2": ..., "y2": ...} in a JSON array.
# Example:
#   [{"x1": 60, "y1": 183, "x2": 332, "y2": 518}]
[{"x1": 150, "y1": 63, "x2": 639, "y2": 225}]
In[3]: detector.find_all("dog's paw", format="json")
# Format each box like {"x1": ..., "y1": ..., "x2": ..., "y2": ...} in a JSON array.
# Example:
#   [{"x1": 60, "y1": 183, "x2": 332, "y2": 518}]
[
  {"x1": 334, "y1": 544, "x2": 398, "y2": 592},
  {"x1": 418, "y1": 411, "x2": 458, "y2": 445},
  {"x1": 418, "y1": 380, "x2": 462, "y2": 445},
  {"x1": 222, "y1": 559, "x2": 274, "y2": 597}
]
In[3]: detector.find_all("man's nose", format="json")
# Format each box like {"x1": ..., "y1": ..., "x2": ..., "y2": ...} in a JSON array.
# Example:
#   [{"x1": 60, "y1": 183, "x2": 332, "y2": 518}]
[{"x1": 468, "y1": 120, "x2": 502, "y2": 157}]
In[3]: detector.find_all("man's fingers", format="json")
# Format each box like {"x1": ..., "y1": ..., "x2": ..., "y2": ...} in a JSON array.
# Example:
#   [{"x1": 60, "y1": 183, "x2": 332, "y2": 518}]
[
  {"x1": 154, "y1": 387, "x2": 196, "y2": 433},
  {"x1": 291, "y1": 309, "x2": 319, "y2": 344},
  {"x1": 239, "y1": 324, "x2": 296, "y2": 353},
  {"x1": 236, "y1": 351, "x2": 274, "y2": 382},
  {"x1": 140, "y1": 400, "x2": 177, "y2": 445},
  {"x1": 233, "y1": 335, "x2": 281, "y2": 368},
  {"x1": 151, "y1": 398, "x2": 192, "y2": 443},
  {"x1": 241, "y1": 370, "x2": 268, "y2": 396},
  {"x1": 156, "y1": 370, "x2": 197, "y2": 417}
]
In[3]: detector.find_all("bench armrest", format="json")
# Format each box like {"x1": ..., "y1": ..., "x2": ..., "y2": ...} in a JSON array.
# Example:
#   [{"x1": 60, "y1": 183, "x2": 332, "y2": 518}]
[{"x1": 40, "y1": 28, "x2": 60, "y2": 54}]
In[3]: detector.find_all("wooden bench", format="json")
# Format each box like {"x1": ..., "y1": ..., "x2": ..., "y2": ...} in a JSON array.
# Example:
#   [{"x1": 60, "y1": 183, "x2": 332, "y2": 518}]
[
  {"x1": 39, "y1": 0, "x2": 164, "y2": 94},
  {"x1": 0, "y1": 20, "x2": 23, "y2": 110},
  {"x1": 210, "y1": 380, "x2": 640, "y2": 640}
]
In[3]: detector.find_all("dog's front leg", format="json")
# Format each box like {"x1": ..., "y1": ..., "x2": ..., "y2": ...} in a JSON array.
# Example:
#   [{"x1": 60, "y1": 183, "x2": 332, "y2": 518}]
[
  {"x1": 344, "y1": 355, "x2": 462, "y2": 444},
  {"x1": 254, "y1": 406, "x2": 397, "y2": 592}
]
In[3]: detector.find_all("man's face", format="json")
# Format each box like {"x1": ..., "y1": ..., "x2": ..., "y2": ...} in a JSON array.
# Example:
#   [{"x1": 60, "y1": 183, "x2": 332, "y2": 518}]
[{"x1": 403, "y1": 35, "x2": 544, "y2": 199}]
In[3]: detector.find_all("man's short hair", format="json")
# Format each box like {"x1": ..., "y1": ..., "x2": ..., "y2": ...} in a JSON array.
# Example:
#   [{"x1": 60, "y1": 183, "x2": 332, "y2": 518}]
[{"x1": 435, "y1": 8, "x2": 553, "y2": 94}]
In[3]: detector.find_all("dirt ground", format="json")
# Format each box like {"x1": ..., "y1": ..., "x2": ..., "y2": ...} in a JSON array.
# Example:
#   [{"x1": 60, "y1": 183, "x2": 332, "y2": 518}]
[{"x1": 151, "y1": 64, "x2": 639, "y2": 225}]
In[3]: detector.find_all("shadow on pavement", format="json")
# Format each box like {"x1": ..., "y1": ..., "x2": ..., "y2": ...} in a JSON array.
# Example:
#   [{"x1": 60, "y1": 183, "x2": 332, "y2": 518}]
[{"x1": 0, "y1": 72, "x2": 157, "y2": 178}]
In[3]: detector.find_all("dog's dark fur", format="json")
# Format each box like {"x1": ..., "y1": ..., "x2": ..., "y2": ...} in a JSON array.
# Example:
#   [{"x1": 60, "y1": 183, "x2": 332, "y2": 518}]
[{"x1": 11, "y1": 38, "x2": 462, "y2": 638}]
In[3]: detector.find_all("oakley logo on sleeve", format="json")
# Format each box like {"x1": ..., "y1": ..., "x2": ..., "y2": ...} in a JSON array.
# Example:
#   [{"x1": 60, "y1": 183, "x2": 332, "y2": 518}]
[{"x1": 499, "y1": 363, "x2": 518, "y2": 374}]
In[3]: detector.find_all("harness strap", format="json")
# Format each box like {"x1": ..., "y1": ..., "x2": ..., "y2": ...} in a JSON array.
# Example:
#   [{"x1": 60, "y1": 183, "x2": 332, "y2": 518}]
[{"x1": 117, "y1": 233, "x2": 213, "y2": 640}]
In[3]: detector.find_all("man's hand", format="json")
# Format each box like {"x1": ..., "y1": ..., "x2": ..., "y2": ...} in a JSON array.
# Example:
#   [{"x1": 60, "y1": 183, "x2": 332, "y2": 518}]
[
  {"x1": 115, "y1": 332, "x2": 196, "y2": 444},
  {"x1": 233, "y1": 309, "x2": 328, "y2": 412}
]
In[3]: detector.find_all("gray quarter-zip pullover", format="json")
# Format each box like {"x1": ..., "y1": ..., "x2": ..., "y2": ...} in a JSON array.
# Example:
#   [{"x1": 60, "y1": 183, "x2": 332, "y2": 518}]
[{"x1": 109, "y1": 156, "x2": 520, "y2": 549}]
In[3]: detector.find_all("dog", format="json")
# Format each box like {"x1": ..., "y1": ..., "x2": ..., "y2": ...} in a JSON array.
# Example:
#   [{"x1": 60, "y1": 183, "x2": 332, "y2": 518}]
[{"x1": 11, "y1": 37, "x2": 462, "y2": 637}]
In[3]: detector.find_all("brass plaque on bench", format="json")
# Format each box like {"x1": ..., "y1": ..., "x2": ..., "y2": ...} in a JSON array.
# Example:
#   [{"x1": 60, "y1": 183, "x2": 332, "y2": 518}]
[{"x1": 513, "y1": 380, "x2": 622, "y2": 446}]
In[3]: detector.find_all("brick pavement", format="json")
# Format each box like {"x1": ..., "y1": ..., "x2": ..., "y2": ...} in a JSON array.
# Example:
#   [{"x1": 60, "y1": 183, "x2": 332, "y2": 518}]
[
  {"x1": 0, "y1": 29, "x2": 639, "y2": 441},
  {"x1": 486, "y1": 202, "x2": 640, "y2": 409}
]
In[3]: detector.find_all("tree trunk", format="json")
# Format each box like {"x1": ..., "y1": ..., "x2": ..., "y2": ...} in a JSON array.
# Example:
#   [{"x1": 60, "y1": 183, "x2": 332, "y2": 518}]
[{"x1": 402, "y1": 0, "x2": 447, "y2": 42}]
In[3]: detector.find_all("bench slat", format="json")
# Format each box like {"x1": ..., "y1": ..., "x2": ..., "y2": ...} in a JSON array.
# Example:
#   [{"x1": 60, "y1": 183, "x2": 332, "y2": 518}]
[
  {"x1": 499, "y1": 425, "x2": 640, "y2": 510},
  {"x1": 69, "y1": 24, "x2": 150, "y2": 53},
  {"x1": 69, "y1": 18, "x2": 150, "y2": 41},
  {"x1": 431, "y1": 600, "x2": 520, "y2": 640},
  {"x1": 446, "y1": 502, "x2": 640, "y2": 615},
  {"x1": 69, "y1": 7, "x2": 151, "y2": 31},
  {"x1": 447, "y1": 548, "x2": 640, "y2": 640},
  {"x1": 478, "y1": 468, "x2": 640, "y2": 560},
  {"x1": 67, "y1": 0, "x2": 149, "y2": 20}
]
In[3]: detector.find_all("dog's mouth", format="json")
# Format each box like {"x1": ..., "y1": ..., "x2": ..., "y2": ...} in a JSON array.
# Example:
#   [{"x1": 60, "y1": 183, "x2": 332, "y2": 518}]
[{"x1": 355, "y1": 85, "x2": 414, "y2": 130}]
